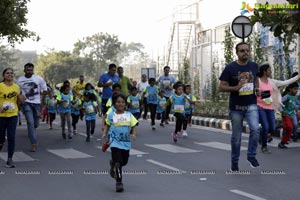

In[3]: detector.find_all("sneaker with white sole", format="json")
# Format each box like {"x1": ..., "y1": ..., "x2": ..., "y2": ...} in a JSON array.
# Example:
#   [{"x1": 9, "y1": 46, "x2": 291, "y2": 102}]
[
  {"x1": 172, "y1": 132, "x2": 177, "y2": 143},
  {"x1": 152, "y1": 125, "x2": 156, "y2": 130},
  {"x1": 182, "y1": 131, "x2": 188, "y2": 137},
  {"x1": 5, "y1": 158, "x2": 16, "y2": 168}
]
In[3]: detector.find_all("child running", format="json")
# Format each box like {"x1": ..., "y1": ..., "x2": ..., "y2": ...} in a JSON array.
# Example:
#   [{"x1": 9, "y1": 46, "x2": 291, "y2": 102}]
[
  {"x1": 56, "y1": 84, "x2": 73, "y2": 140},
  {"x1": 279, "y1": 82, "x2": 299, "y2": 149},
  {"x1": 101, "y1": 93, "x2": 138, "y2": 192},
  {"x1": 46, "y1": 91, "x2": 57, "y2": 129},
  {"x1": 156, "y1": 90, "x2": 167, "y2": 127},
  {"x1": 182, "y1": 84, "x2": 197, "y2": 136},
  {"x1": 82, "y1": 92, "x2": 100, "y2": 142},
  {"x1": 71, "y1": 90, "x2": 82, "y2": 135},
  {"x1": 143, "y1": 78, "x2": 158, "y2": 130},
  {"x1": 168, "y1": 82, "x2": 192, "y2": 143},
  {"x1": 127, "y1": 86, "x2": 142, "y2": 124}
]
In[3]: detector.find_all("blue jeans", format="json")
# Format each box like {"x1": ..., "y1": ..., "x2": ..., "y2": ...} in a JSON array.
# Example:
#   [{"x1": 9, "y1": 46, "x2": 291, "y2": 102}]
[
  {"x1": 230, "y1": 104, "x2": 259, "y2": 164},
  {"x1": 258, "y1": 107, "x2": 275, "y2": 147},
  {"x1": 22, "y1": 102, "x2": 41, "y2": 144},
  {"x1": 0, "y1": 116, "x2": 18, "y2": 158}
]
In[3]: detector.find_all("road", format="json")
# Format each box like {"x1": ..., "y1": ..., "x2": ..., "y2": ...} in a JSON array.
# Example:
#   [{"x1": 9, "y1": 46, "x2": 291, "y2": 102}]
[{"x1": 0, "y1": 116, "x2": 299, "y2": 200}]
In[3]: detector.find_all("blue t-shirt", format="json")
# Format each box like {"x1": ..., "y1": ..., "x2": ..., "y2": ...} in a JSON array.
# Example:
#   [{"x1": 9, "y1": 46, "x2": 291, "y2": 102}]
[
  {"x1": 170, "y1": 93, "x2": 186, "y2": 114},
  {"x1": 145, "y1": 85, "x2": 158, "y2": 104},
  {"x1": 106, "y1": 111, "x2": 138, "y2": 150},
  {"x1": 46, "y1": 97, "x2": 57, "y2": 114},
  {"x1": 157, "y1": 96, "x2": 167, "y2": 113},
  {"x1": 57, "y1": 92, "x2": 73, "y2": 113},
  {"x1": 219, "y1": 61, "x2": 259, "y2": 111},
  {"x1": 83, "y1": 101, "x2": 98, "y2": 120},
  {"x1": 98, "y1": 73, "x2": 119, "y2": 99},
  {"x1": 71, "y1": 98, "x2": 82, "y2": 115},
  {"x1": 184, "y1": 94, "x2": 196, "y2": 114},
  {"x1": 157, "y1": 75, "x2": 176, "y2": 97},
  {"x1": 127, "y1": 94, "x2": 141, "y2": 114}
]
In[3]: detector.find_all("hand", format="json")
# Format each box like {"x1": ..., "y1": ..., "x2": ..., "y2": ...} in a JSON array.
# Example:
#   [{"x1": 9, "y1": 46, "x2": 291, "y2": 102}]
[
  {"x1": 131, "y1": 134, "x2": 136, "y2": 141},
  {"x1": 101, "y1": 132, "x2": 107, "y2": 139},
  {"x1": 236, "y1": 79, "x2": 246, "y2": 90}
]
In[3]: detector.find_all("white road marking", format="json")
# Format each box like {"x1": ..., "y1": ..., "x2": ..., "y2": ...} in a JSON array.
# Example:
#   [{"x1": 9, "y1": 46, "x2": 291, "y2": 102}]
[
  {"x1": 195, "y1": 142, "x2": 247, "y2": 151},
  {"x1": 47, "y1": 148, "x2": 93, "y2": 159},
  {"x1": 146, "y1": 159, "x2": 186, "y2": 173},
  {"x1": 145, "y1": 144, "x2": 202, "y2": 153},
  {"x1": 0, "y1": 152, "x2": 35, "y2": 162},
  {"x1": 230, "y1": 189, "x2": 267, "y2": 200}
]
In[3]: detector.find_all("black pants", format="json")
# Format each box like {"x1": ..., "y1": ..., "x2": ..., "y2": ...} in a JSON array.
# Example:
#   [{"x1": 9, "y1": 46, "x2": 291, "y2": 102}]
[
  {"x1": 148, "y1": 103, "x2": 157, "y2": 126},
  {"x1": 86, "y1": 119, "x2": 95, "y2": 137},
  {"x1": 71, "y1": 113, "x2": 80, "y2": 130},
  {"x1": 111, "y1": 147, "x2": 130, "y2": 182},
  {"x1": 49, "y1": 113, "x2": 56, "y2": 126},
  {"x1": 183, "y1": 114, "x2": 191, "y2": 130},
  {"x1": 174, "y1": 113, "x2": 186, "y2": 133},
  {"x1": 101, "y1": 99, "x2": 109, "y2": 115},
  {"x1": 142, "y1": 97, "x2": 149, "y2": 119},
  {"x1": 165, "y1": 96, "x2": 171, "y2": 120},
  {"x1": 156, "y1": 111, "x2": 166, "y2": 124}
]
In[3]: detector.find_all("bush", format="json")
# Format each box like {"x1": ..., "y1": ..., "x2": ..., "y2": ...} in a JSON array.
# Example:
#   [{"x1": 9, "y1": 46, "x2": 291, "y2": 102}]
[{"x1": 194, "y1": 101, "x2": 229, "y2": 119}]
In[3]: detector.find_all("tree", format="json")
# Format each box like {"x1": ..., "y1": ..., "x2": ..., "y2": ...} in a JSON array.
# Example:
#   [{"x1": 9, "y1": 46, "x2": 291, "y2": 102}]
[
  {"x1": 210, "y1": 62, "x2": 218, "y2": 102},
  {"x1": 0, "y1": 0, "x2": 38, "y2": 45},
  {"x1": 0, "y1": 45, "x2": 18, "y2": 72},
  {"x1": 35, "y1": 50, "x2": 95, "y2": 86},
  {"x1": 223, "y1": 26, "x2": 234, "y2": 65},
  {"x1": 73, "y1": 32, "x2": 122, "y2": 75}
]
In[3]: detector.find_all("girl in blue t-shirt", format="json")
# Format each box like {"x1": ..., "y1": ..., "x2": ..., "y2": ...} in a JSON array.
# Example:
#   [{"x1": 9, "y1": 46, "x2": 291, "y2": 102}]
[
  {"x1": 182, "y1": 84, "x2": 197, "y2": 137},
  {"x1": 101, "y1": 93, "x2": 138, "y2": 192},
  {"x1": 168, "y1": 82, "x2": 192, "y2": 143},
  {"x1": 156, "y1": 90, "x2": 167, "y2": 127},
  {"x1": 143, "y1": 78, "x2": 158, "y2": 130},
  {"x1": 57, "y1": 85, "x2": 73, "y2": 140},
  {"x1": 82, "y1": 92, "x2": 100, "y2": 142},
  {"x1": 46, "y1": 91, "x2": 57, "y2": 130},
  {"x1": 127, "y1": 86, "x2": 142, "y2": 124},
  {"x1": 71, "y1": 90, "x2": 82, "y2": 135}
]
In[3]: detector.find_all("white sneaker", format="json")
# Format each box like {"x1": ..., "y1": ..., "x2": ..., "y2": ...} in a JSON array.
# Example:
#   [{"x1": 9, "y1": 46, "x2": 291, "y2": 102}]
[
  {"x1": 152, "y1": 125, "x2": 156, "y2": 130},
  {"x1": 177, "y1": 131, "x2": 183, "y2": 138},
  {"x1": 182, "y1": 131, "x2": 188, "y2": 137}
]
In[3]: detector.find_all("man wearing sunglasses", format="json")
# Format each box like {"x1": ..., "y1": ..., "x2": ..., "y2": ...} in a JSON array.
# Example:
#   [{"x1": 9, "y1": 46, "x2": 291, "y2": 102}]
[{"x1": 218, "y1": 42, "x2": 260, "y2": 172}]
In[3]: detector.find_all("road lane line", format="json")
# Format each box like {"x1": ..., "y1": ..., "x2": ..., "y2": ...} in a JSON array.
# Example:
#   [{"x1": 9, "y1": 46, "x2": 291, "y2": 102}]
[
  {"x1": 230, "y1": 189, "x2": 267, "y2": 200},
  {"x1": 146, "y1": 159, "x2": 186, "y2": 173}
]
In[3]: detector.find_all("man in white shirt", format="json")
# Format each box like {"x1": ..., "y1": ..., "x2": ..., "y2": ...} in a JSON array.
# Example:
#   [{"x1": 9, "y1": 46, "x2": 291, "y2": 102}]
[
  {"x1": 17, "y1": 63, "x2": 47, "y2": 152},
  {"x1": 137, "y1": 74, "x2": 149, "y2": 119}
]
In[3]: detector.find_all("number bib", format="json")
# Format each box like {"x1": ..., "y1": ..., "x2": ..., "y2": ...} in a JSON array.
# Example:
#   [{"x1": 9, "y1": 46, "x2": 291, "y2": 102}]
[
  {"x1": 113, "y1": 114, "x2": 131, "y2": 127},
  {"x1": 174, "y1": 105, "x2": 184, "y2": 113},
  {"x1": 239, "y1": 83, "x2": 254, "y2": 96},
  {"x1": 3, "y1": 102, "x2": 15, "y2": 112}
]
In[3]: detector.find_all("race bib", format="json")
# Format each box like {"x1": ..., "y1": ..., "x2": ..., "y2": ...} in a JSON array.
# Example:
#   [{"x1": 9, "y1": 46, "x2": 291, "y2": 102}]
[
  {"x1": 132, "y1": 101, "x2": 139, "y2": 108},
  {"x1": 3, "y1": 102, "x2": 15, "y2": 112},
  {"x1": 163, "y1": 80, "x2": 171, "y2": 88},
  {"x1": 239, "y1": 83, "x2": 254, "y2": 96},
  {"x1": 262, "y1": 97, "x2": 273, "y2": 105},
  {"x1": 48, "y1": 100, "x2": 55, "y2": 106},
  {"x1": 159, "y1": 101, "x2": 166, "y2": 108},
  {"x1": 86, "y1": 105, "x2": 95, "y2": 114},
  {"x1": 174, "y1": 105, "x2": 184, "y2": 113},
  {"x1": 185, "y1": 101, "x2": 190, "y2": 108},
  {"x1": 63, "y1": 100, "x2": 69, "y2": 107},
  {"x1": 113, "y1": 114, "x2": 131, "y2": 127}
]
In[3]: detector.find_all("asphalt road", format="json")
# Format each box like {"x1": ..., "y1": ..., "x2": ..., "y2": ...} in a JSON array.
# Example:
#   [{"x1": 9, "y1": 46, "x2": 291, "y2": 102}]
[{"x1": 0, "y1": 116, "x2": 299, "y2": 200}]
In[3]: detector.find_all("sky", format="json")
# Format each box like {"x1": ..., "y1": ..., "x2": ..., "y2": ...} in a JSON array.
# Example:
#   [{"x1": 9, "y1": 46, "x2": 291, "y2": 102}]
[
  {"x1": 16, "y1": 0, "x2": 197, "y2": 58},
  {"x1": 16, "y1": 0, "x2": 275, "y2": 58}
]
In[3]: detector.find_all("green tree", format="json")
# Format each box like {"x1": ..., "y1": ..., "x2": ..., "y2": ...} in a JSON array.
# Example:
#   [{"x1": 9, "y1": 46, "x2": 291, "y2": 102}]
[
  {"x1": 223, "y1": 26, "x2": 234, "y2": 65},
  {"x1": 0, "y1": 45, "x2": 18, "y2": 72},
  {"x1": 73, "y1": 32, "x2": 122, "y2": 75},
  {"x1": 0, "y1": 0, "x2": 38, "y2": 45},
  {"x1": 211, "y1": 63, "x2": 218, "y2": 102}
]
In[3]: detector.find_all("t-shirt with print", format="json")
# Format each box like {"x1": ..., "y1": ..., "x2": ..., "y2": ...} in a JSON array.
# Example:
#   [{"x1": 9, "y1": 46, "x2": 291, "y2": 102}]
[
  {"x1": 98, "y1": 73, "x2": 119, "y2": 99},
  {"x1": 46, "y1": 97, "x2": 57, "y2": 114},
  {"x1": 157, "y1": 75, "x2": 176, "y2": 97},
  {"x1": 83, "y1": 101, "x2": 98, "y2": 120},
  {"x1": 0, "y1": 83, "x2": 20, "y2": 117},
  {"x1": 106, "y1": 111, "x2": 138, "y2": 150},
  {"x1": 156, "y1": 96, "x2": 167, "y2": 114},
  {"x1": 144, "y1": 85, "x2": 158, "y2": 104},
  {"x1": 127, "y1": 94, "x2": 141, "y2": 114},
  {"x1": 185, "y1": 94, "x2": 197, "y2": 114},
  {"x1": 57, "y1": 92, "x2": 73, "y2": 113},
  {"x1": 219, "y1": 61, "x2": 259, "y2": 111},
  {"x1": 71, "y1": 98, "x2": 82, "y2": 115},
  {"x1": 137, "y1": 81, "x2": 149, "y2": 97},
  {"x1": 257, "y1": 79, "x2": 274, "y2": 110},
  {"x1": 17, "y1": 74, "x2": 47, "y2": 104},
  {"x1": 170, "y1": 93, "x2": 186, "y2": 114}
]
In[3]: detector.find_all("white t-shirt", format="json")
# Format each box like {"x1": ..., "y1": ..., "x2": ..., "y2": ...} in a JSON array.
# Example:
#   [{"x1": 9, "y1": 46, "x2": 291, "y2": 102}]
[
  {"x1": 137, "y1": 81, "x2": 149, "y2": 96},
  {"x1": 17, "y1": 74, "x2": 47, "y2": 104}
]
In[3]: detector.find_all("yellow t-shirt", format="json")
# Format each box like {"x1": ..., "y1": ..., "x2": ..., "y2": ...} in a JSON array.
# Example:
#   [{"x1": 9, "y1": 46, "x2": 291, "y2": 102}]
[
  {"x1": 0, "y1": 82, "x2": 20, "y2": 117},
  {"x1": 73, "y1": 82, "x2": 86, "y2": 99}
]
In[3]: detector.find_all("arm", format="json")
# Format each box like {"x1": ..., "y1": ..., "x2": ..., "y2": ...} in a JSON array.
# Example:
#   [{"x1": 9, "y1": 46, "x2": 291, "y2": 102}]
[
  {"x1": 272, "y1": 75, "x2": 299, "y2": 87},
  {"x1": 218, "y1": 80, "x2": 245, "y2": 92},
  {"x1": 130, "y1": 126, "x2": 137, "y2": 141}
]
